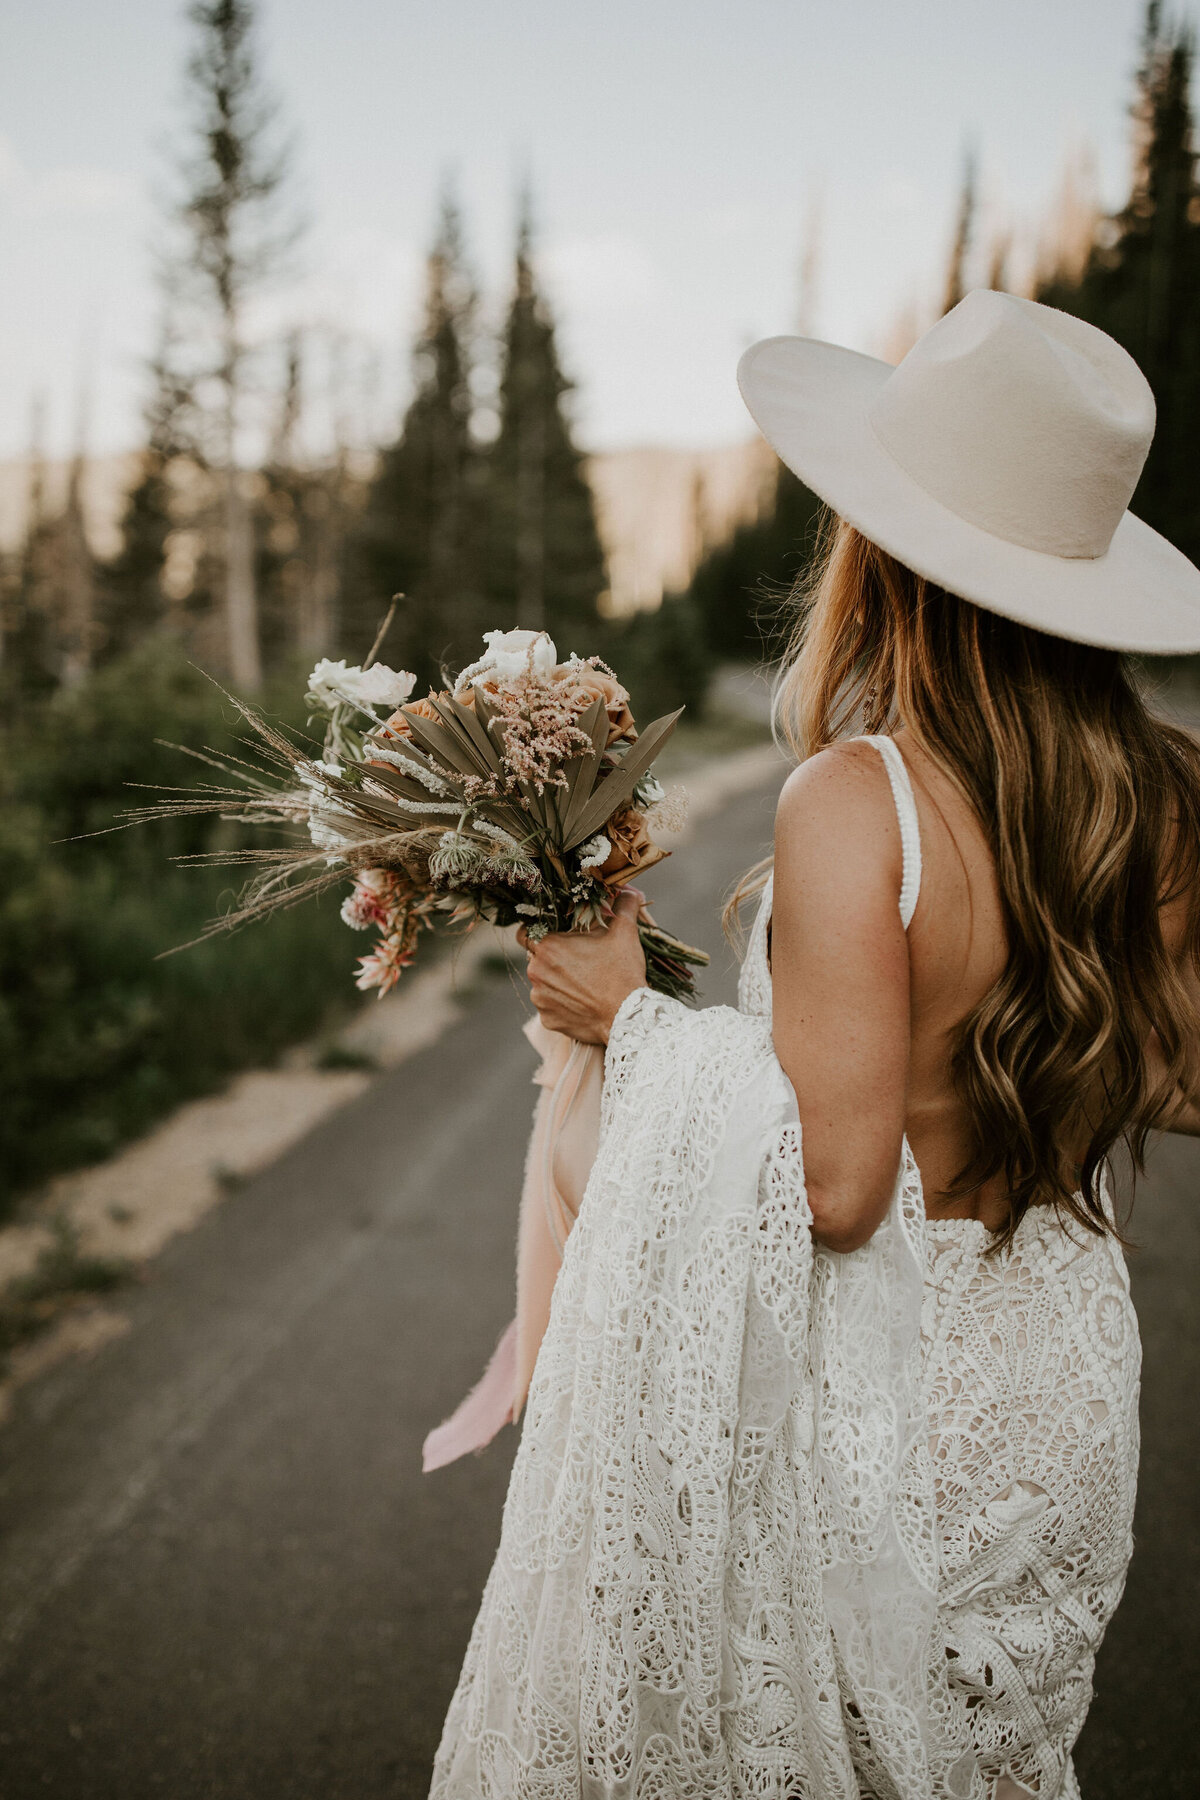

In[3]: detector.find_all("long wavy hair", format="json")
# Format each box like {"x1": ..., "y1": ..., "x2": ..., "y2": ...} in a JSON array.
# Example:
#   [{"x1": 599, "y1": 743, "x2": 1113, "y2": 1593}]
[{"x1": 730, "y1": 513, "x2": 1200, "y2": 1247}]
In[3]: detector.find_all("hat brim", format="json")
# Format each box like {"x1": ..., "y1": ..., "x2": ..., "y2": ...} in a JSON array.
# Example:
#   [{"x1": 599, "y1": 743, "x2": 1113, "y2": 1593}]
[{"x1": 737, "y1": 334, "x2": 1200, "y2": 656}]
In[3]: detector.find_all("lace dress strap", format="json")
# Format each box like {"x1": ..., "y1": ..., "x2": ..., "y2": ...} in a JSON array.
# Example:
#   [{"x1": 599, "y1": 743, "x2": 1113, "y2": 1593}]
[{"x1": 858, "y1": 735, "x2": 922, "y2": 929}]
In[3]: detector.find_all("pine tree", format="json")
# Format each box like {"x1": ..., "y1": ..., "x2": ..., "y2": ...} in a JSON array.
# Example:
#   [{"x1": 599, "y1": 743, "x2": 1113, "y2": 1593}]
[
  {"x1": 688, "y1": 464, "x2": 823, "y2": 665},
  {"x1": 171, "y1": 0, "x2": 299, "y2": 691},
  {"x1": 487, "y1": 190, "x2": 607, "y2": 649},
  {"x1": 1038, "y1": 2, "x2": 1200, "y2": 563},
  {"x1": 57, "y1": 447, "x2": 96, "y2": 686},
  {"x1": 942, "y1": 148, "x2": 978, "y2": 315},
  {"x1": 677, "y1": 185, "x2": 835, "y2": 672},
  {"x1": 602, "y1": 585, "x2": 713, "y2": 723},
  {"x1": 257, "y1": 329, "x2": 305, "y2": 671},
  {"x1": 251, "y1": 330, "x2": 353, "y2": 672},
  {"x1": 103, "y1": 316, "x2": 195, "y2": 658},
  {"x1": 0, "y1": 396, "x2": 104, "y2": 697},
  {"x1": 299, "y1": 334, "x2": 356, "y2": 664},
  {"x1": 1, "y1": 400, "x2": 58, "y2": 699},
  {"x1": 300, "y1": 334, "x2": 356, "y2": 666},
  {"x1": 351, "y1": 189, "x2": 486, "y2": 681}
]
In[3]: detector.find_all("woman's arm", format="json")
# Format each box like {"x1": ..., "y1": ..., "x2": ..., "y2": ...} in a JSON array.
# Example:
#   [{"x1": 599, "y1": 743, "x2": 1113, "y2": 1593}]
[
  {"x1": 521, "y1": 745, "x2": 911, "y2": 1251},
  {"x1": 770, "y1": 744, "x2": 911, "y2": 1253}
]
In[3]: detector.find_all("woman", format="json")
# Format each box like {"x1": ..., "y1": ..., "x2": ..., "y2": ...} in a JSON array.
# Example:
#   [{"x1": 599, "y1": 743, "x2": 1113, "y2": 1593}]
[{"x1": 431, "y1": 291, "x2": 1200, "y2": 1798}]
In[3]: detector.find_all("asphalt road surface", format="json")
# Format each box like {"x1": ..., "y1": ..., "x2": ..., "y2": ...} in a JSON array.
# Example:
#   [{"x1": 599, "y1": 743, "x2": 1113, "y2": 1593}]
[{"x1": 0, "y1": 770, "x2": 1197, "y2": 1799}]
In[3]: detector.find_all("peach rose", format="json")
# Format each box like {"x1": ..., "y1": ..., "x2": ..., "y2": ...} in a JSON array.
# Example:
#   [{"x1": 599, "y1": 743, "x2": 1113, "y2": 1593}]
[
  {"x1": 368, "y1": 692, "x2": 462, "y2": 769},
  {"x1": 564, "y1": 668, "x2": 637, "y2": 746},
  {"x1": 598, "y1": 806, "x2": 669, "y2": 887},
  {"x1": 382, "y1": 692, "x2": 443, "y2": 740},
  {"x1": 381, "y1": 688, "x2": 481, "y2": 741}
]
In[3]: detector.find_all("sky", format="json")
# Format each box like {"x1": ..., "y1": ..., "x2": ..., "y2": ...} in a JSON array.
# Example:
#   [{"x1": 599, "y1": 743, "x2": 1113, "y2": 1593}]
[{"x1": 0, "y1": 0, "x2": 1193, "y2": 461}]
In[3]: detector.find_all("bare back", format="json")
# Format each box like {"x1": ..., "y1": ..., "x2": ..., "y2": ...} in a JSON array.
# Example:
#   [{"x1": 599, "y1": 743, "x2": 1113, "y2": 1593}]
[
  {"x1": 892, "y1": 728, "x2": 1014, "y2": 1226},
  {"x1": 768, "y1": 726, "x2": 1197, "y2": 1248}
]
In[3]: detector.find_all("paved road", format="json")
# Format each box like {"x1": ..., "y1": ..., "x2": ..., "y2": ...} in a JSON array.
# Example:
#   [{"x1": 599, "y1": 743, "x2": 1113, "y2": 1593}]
[{"x1": 0, "y1": 771, "x2": 1196, "y2": 1798}]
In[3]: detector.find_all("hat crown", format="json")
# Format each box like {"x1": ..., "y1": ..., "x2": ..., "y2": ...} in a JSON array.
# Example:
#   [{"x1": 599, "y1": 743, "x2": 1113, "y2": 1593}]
[{"x1": 868, "y1": 290, "x2": 1155, "y2": 559}]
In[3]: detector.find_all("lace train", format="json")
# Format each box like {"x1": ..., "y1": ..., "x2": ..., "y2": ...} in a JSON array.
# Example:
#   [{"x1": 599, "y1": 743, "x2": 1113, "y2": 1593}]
[
  {"x1": 742, "y1": 874, "x2": 1141, "y2": 1797},
  {"x1": 430, "y1": 872, "x2": 1140, "y2": 1799},
  {"x1": 431, "y1": 990, "x2": 979, "y2": 1798}
]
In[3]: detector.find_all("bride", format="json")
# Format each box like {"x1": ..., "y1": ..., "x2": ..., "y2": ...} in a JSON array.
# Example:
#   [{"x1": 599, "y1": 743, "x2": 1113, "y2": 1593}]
[{"x1": 429, "y1": 290, "x2": 1200, "y2": 1799}]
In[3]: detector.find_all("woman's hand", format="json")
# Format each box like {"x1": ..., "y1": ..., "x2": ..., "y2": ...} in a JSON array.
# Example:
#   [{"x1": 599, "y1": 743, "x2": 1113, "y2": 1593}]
[{"x1": 518, "y1": 889, "x2": 648, "y2": 1044}]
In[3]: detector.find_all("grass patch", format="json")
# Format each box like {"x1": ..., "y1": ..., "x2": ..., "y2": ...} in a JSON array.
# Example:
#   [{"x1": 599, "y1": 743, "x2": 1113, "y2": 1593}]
[
  {"x1": 0, "y1": 1217, "x2": 132, "y2": 1371},
  {"x1": 314, "y1": 1042, "x2": 380, "y2": 1072},
  {"x1": 0, "y1": 642, "x2": 364, "y2": 1221},
  {"x1": 477, "y1": 950, "x2": 517, "y2": 979}
]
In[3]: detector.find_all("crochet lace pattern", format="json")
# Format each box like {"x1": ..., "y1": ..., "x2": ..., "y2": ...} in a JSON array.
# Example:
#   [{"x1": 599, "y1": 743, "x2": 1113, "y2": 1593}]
[
  {"x1": 743, "y1": 873, "x2": 1141, "y2": 1799},
  {"x1": 431, "y1": 837, "x2": 1140, "y2": 1800}
]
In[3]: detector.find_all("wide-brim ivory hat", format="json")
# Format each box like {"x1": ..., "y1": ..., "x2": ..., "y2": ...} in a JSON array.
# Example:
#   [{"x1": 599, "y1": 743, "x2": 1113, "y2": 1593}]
[{"x1": 737, "y1": 288, "x2": 1200, "y2": 654}]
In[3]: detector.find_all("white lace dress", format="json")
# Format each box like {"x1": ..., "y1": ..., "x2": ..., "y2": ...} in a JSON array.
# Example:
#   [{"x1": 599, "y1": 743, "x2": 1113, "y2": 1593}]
[
  {"x1": 430, "y1": 737, "x2": 1141, "y2": 1800},
  {"x1": 736, "y1": 739, "x2": 1141, "y2": 1799}
]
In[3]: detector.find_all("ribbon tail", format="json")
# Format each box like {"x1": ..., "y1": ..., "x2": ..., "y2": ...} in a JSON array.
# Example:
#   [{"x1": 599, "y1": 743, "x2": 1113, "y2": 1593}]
[
  {"x1": 422, "y1": 1022, "x2": 603, "y2": 1473},
  {"x1": 421, "y1": 1316, "x2": 519, "y2": 1473},
  {"x1": 513, "y1": 1036, "x2": 603, "y2": 1420}
]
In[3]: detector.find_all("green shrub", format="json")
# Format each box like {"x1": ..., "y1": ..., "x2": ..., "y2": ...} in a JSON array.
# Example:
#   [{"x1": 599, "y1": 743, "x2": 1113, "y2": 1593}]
[
  {"x1": 0, "y1": 640, "x2": 358, "y2": 1216},
  {"x1": 599, "y1": 590, "x2": 713, "y2": 724}
]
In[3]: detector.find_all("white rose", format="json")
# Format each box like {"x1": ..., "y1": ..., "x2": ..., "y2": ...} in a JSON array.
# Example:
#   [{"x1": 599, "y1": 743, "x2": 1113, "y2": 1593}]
[
  {"x1": 306, "y1": 658, "x2": 416, "y2": 710},
  {"x1": 353, "y1": 663, "x2": 417, "y2": 706},
  {"x1": 306, "y1": 658, "x2": 355, "y2": 707},
  {"x1": 476, "y1": 628, "x2": 558, "y2": 682}
]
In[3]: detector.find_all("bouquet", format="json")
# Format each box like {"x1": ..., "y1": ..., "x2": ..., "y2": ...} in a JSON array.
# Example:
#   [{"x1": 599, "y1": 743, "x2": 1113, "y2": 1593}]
[{"x1": 137, "y1": 624, "x2": 708, "y2": 1001}]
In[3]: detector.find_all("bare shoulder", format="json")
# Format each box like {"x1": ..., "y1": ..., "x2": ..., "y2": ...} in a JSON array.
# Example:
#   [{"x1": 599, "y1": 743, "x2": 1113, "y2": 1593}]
[{"x1": 775, "y1": 741, "x2": 902, "y2": 876}]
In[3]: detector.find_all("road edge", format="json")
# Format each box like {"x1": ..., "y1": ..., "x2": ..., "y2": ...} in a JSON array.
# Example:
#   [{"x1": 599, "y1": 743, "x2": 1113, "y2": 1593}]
[{"x1": 0, "y1": 739, "x2": 786, "y2": 1418}]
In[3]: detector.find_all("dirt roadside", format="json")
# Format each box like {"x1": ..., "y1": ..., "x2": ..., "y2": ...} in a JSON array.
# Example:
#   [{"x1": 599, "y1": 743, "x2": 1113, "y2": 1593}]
[{"x1": 0, "y1": 738, "x2": 786, "y2": 1419}]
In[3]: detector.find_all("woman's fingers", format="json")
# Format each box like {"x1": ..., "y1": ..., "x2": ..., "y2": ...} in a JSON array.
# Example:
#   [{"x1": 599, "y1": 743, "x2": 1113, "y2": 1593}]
[
  {"x1": 520, "y1": 887, "x2": 648, "y2": 1042},
  {"x1": 521, "y1": 887, "x2": 639, "y2": 960},
  {"x1": 527, "y1": 969, "x2": 567, "y2": 1033}
]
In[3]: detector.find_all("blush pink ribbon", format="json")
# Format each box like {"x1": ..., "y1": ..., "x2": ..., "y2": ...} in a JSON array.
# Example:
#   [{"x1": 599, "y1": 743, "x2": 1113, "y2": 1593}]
[{"x1": 421, "y1": 1014, "x2": 603, "y2": 1472}]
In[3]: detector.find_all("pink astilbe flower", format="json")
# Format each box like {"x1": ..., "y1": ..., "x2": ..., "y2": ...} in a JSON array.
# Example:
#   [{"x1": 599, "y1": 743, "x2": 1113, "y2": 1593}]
[{"x1": 464, "y1": 662, "x2": 618, "y2": 801}]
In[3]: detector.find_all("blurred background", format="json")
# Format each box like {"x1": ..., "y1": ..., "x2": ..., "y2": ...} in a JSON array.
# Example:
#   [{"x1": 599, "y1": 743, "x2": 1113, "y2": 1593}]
[
  {"x1": 0, "y1": 3, "x2": 1198, "y2": 1795},
  {"x1": 2, "y1": 0, "x2": 1199, "y2": 1211}
]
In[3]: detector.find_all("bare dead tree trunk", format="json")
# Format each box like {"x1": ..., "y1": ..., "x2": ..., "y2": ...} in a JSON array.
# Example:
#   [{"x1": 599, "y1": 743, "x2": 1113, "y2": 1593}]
[
  {"x1": 300, "y1": 460, "x2": 343, "y2": 659},
  {"x1": 173, "y1": 0, "x2": 297, "y2": 693},
  {"x1": 298, "y1": 340, "x2": 349, "y2": 660},
  {"x1": 59, "y1": 451, "x2": 96, "y2": 687}
]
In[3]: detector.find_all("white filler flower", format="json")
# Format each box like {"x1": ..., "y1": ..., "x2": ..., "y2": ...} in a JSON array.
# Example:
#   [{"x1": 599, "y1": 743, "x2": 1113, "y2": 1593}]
[
  {"x1": 307, "y1": 658, "x2": 416, "y2": 710},
  {"x1": 578, "y1": 833, "x2": 611, "y2": 871}
]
